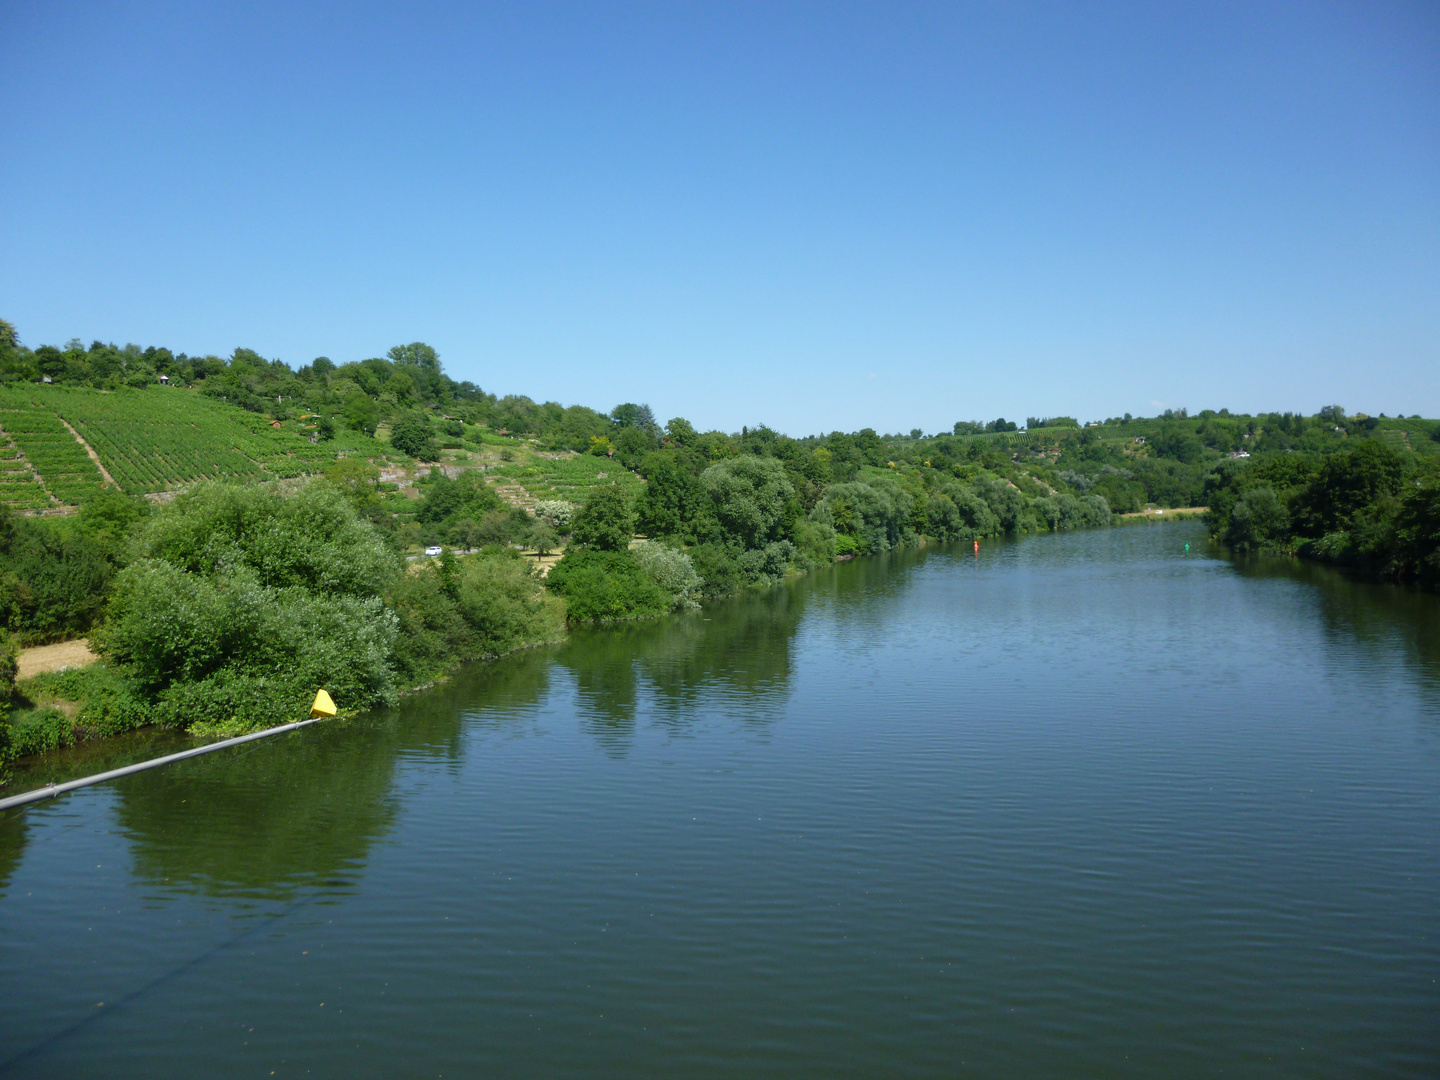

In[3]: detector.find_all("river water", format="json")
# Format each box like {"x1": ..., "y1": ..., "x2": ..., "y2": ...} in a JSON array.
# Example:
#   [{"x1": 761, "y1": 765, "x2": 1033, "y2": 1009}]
[{"x1": 2, "y1": 523, "x2": 1437, "y2": 1078}]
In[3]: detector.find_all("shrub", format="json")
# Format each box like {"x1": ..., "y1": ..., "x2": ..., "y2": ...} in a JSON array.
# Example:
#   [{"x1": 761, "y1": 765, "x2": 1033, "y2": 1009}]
[
  {"x1": 534, "y1": 500, "x2": 577, "y2": 531},
  {"x1": 136, "y1": 481, "x2": 397, "y2": 598},
  {"x1": 737, "y1": 539, "x2": 796, "y2": 584},
  {"x1": 388, "y1": 551, "x2": 564, "y2": 681},
  {"x1": 545, "y1": 548, "x2": 670, "y2": 623},
  {"x1": 95, "y1": 482, "x2": 402, "y2": 732},
  {"x1": 632, "y1": 541, "x2": 703, "y2": 610},
  {"x1": 688, "y1": 543, "x2": 743, "y2": 599}
]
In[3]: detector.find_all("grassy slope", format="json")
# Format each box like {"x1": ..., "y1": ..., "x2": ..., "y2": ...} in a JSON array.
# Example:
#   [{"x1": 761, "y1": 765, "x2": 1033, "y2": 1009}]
[{"x1": 0, "y1": 384, "x2": 646, "y2": 515}]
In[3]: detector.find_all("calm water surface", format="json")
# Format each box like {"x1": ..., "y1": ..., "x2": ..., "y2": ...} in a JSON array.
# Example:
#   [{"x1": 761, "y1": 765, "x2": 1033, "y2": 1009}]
[{"x1": 2, "y1": 523, "x2": 1438, "y2": 1078}]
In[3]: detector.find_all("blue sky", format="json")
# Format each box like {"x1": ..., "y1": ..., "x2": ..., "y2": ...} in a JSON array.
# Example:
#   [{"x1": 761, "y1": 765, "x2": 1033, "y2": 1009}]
[{"x1": 2, "y1": 1, "x2": 1436, "y2": 435}]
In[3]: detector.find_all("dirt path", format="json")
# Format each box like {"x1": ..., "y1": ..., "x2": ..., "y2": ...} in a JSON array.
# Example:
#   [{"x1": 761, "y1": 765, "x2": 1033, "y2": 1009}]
[
  {"x1": 1120, "y1": 506, "x2": 1208, "y2": 519},
  {"x1": 17, "y1": 639, "x2": 99, "y2": 681},
  {"x1": 57, "y1": 416, "x2": 118, "y2": 487}
]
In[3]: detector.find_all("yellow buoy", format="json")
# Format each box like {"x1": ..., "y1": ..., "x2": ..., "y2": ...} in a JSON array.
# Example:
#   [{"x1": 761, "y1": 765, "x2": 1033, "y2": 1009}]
[{"x1": 310, "y1": 689, "x2": 337, "y2": 718}]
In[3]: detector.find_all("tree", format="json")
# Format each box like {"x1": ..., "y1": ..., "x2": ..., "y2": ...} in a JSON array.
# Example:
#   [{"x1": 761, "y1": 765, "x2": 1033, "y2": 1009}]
[
  {"x1": 635, "y1": 453, "x2": 708, "y2": 538},
  {"x1": 312, "y1": 356, "x2": 335, "y2": 376},
  {"x1": 701, "y1": 455, "x2": 796, "y2": 549},
  {"x1": 342, "y1": 395, "x2": 379, "y2": 436},
  {"x1": 570, "y1": 484, "x2": 634, "y2": 551},
  {"x1": 387, "y1": 342, "x2": 441, "y2": 372},
  {"x1": 389, "y1": 410, "x2": 441, "y2": 461},
  {"x1": 611, "y1": 402, "x2": 658, "y2": 434},
  {"x1": 0, "y1": 319, "x2": 17, "y2": 350},
  {"x1": 322, "y1": 458, "x2": 382, "y2": 513},
  {"x1": 531, "y1": 522, "x2": 559, "y2": 558},
  {"x1": 1291, "y1": 440, "x2": 1405, "y2": 537},
  {"x1": 665, "y1": 417, "x2": 697, "y2": 446},
  {"x1": 1226, "y1": 487, "x2": 1290, "y2": 551}
]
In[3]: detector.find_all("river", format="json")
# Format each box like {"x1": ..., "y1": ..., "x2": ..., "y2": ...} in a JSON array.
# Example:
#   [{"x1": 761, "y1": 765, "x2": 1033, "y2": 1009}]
[{"x1": 2, "y1": 522, "x2": 1437, "y2": 1078}]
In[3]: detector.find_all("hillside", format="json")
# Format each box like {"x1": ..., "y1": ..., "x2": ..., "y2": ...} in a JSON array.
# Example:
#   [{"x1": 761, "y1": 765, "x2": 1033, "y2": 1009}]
[{"x1": 0, "y1": 383, "x2": 642, "y2": 516}]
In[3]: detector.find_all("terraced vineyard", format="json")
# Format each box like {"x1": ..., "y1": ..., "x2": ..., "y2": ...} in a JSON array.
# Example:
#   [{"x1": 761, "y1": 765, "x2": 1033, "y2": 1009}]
[
  {"x1": 0, "y1": 407, "x2": 107, "y2": 506},
  {"x1": 0, "y1": 385, "x2": 387, "y2": 508},
  {"x1": 493, "y1": 452, "x2": 644, "y2": 503},
  {"x1": 0, "y1": 437, "x2": 53, "y2": 511}
]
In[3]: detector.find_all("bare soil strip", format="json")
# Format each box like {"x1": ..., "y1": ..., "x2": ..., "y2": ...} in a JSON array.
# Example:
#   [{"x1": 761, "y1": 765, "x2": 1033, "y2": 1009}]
[{"x1": 17, "y1": 639, "x2": 100, "y2": 681}]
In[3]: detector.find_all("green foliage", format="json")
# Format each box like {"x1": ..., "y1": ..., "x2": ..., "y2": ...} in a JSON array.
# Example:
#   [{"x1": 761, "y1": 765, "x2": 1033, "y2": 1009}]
[
  {"x1": 811, "y1": 476, "x2": 912, "y2": 553},
  {"x1": 0, "y1": 512, "x2": 114, "y2": 642},
  {"x1": 634, "y1": 453, "x2": 708, "y2": 539},
  {"x1": 137, "y1": 482, "x2": 397, "y2": 597},
  {"x1": 93, "y1": 482, "x2": 401, "y2": 732},
  {"x1": 665, "y1": 417, "x2": 697, "y2": 446},
  {"x1": 688, "y1": 543, "x2": 744, "y2": 599},
  {"x1": 342, "y1": 394, "x2": 379, "y2": 436},
  {"x1": 1291, "y1": 441, "x2": 1405, "y2": 538},
  {"x1": 389, "y1": 410, "x2": 441, "y2": 461},
  {"x1": 571, "y1": 484, "x2": 635, "y2": 551},
  {"x1": 416, "y1": 469, "x2": 502, "y2": 526},
  {"x1": 632, "y1": 541, "x2": 703, "y2": 610},
  {"x1": 1032, "y1": 493, "x2": 1113, "y2": 532},
  {"x1": 545, "y1": 548, "x2": 671, "y2": 623},
  {"x1": 387, "y1": 342, "x2": 441, "y2": 372},
  {"x1": 1226, "y1": 487, "x2": 1291, "y2": 552},
  {"x1": 701, "y1": 455, "x2": 796, "y2": 550},
  {"x1": 98, "y1": 560, "x2": 398, "y2": 730},
  {"x1": 10, "y1": 665, "x2": 150, "y2": 752},
  {"x1": 534, "y1": 500, "x2": 577, "y2": 532},
  {"x1": 388, "y1": 550, "x2": 565, "y2": 680}
]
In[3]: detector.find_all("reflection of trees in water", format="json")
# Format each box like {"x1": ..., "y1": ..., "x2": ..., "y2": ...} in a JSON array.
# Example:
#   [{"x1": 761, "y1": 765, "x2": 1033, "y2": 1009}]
[
  {"x1": 1230, "y1": 554, "x2": 1440, "y2": 707},
  {"x1": 114, "y1": 723, "x2": 400, "y2": 902},
  {"x1": 112, "y1": 652, "x2": 558, "y2": 902},
  {"x1": 555, "y1": 583, "x2": 807, "y2": 756},
  {"x1": 0, "y1": 811, "x2": 25, "y2": 895}
]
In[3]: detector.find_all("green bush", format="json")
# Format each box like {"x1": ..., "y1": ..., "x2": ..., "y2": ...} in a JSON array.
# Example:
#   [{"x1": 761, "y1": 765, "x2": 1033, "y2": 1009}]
[
  {"x1": 389, "y1": 550, "x2": 564, "y2": 681},
  {"x1": 8, "y1": 707, "x2": 72, "y2": 757},
  {"x1": 1226, "y1": 487, "x2": 1291, "y2": 552},
  {"x1": 22, "y1": 665, "x2": 150, "y2": 739},
  {"x1": 688, "y1": 543, "x2": 743, "y2": 599},
  {"x1": 570, "y1": 484, "x2": 635, "y2": 551},
  {"x1": 545, "y1": 548, "x2": 670, "y2": 622},
  {"x1": 632, "y1": 541, "x2": 703, "y2": 610},
  {"x1": 137, "y1": 481, "x2": 396, "y2": 598},
  {"x1": 94, "y1": 482, "x2": 402, "y2": 733}
]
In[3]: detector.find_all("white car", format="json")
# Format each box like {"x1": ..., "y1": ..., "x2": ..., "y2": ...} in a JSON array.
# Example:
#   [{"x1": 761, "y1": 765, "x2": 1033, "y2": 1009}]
[{"x1": 424, "y1": 545, "x2": 443, "y2": 557}]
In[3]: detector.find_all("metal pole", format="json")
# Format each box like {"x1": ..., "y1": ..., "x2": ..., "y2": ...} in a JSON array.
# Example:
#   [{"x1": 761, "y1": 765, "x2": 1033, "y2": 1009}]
[{"x1": 0, "y1": 715, "x2": 329, "y2": 813}]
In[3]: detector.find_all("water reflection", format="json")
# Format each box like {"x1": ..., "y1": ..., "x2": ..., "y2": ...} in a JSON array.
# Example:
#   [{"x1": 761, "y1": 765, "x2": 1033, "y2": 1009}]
[
  {"x1": 0, "y1": 810, "x2": 24, "y2": 895},
  {"x1": 113, "y1": 722, "x2": 400, "y2": 902},
  {"x1": 1229, "y1": 553, "x2": 1440, "y2": 706},
  {"x1": 556, "y1": 583, "x2": 807, "y2": 755},
  {"x1": 22, "y1": 533, "x2": 1440, "y2": 907}
]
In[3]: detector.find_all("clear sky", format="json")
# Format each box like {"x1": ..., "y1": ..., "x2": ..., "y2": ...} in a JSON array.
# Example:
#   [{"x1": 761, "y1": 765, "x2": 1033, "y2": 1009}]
[{"x1": 2, "y1": 1, "x2": 1436, "y2": 435}]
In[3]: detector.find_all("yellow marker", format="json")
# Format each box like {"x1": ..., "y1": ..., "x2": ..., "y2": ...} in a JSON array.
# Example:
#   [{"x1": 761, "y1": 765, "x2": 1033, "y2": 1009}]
[{"x1": 310, "y1": 689, "x2": 337, "y2": 718}]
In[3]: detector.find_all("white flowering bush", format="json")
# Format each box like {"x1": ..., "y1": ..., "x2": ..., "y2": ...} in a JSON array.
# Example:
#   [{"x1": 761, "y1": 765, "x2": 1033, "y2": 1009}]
[
  {"x1": 534, "y1": 500, "x2": 577, "y2": 532},
  {"x1": 631, "y1": 541, "x2": 703, "y2": 611}
]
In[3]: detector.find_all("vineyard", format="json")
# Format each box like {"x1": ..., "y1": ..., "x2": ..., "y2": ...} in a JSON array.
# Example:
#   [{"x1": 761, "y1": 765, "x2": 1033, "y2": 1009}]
[
  {"x1": 493, "y1": 452, "x2": 644, "y2": 503},
  {"x1": 0, "y1": 385, "x2": 390, "y2": 510}
]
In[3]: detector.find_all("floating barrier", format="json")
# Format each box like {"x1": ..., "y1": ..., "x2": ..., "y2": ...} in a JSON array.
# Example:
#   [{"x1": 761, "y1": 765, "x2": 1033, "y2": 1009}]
[{"x1": 0, "y1": 691, "x2": 336, "y2": 813}]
